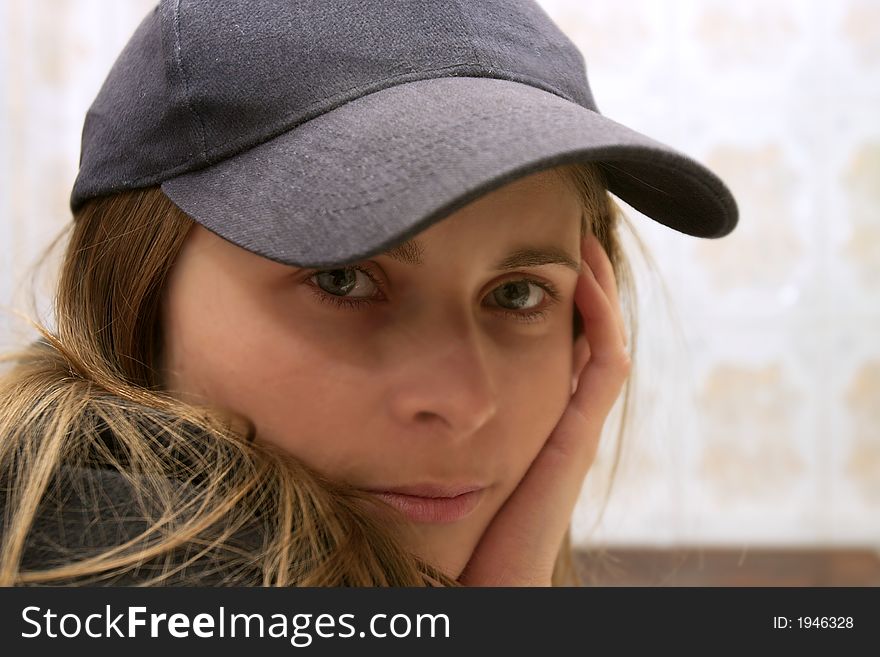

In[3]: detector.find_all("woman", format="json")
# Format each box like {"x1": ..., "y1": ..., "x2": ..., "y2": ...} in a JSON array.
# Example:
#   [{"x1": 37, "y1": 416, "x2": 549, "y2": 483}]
[{"x1": 0, "y1": 0, "x2": 737, "y2": 586}]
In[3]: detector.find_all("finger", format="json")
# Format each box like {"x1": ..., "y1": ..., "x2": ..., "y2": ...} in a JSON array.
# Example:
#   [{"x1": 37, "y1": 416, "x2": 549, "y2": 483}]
[
  {"x1": 548, "y1": 257, "x2": 631, "y2": 466},
  {"x1": 582, "y1": 233, "x2": 627, "y2": 349}
]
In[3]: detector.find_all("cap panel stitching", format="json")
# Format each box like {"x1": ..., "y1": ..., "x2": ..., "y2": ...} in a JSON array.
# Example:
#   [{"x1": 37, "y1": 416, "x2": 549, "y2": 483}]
[
  {"x1": 171, "y1": 0, "x2": 209, "y2": 162},
  {"x1": 451, "y1": 0, "x2": 485, "y2": 68}
]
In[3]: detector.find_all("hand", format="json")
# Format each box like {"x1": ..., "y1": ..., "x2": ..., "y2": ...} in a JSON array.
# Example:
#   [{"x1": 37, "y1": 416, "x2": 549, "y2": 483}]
[{"x1": 457, "y1": 232, "x2": 631, "y2": 586}]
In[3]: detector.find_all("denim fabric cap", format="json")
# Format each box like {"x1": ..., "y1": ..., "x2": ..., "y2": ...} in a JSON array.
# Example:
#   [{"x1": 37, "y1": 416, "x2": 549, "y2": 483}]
[{"x1": 70, "y1": 0, "x2": 739, "y2": 268}]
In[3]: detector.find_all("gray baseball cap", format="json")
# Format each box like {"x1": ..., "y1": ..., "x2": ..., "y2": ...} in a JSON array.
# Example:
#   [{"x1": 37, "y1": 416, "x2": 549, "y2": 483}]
[{"x1": 70, "y1": 0, "x2": 738, "y2": 268}]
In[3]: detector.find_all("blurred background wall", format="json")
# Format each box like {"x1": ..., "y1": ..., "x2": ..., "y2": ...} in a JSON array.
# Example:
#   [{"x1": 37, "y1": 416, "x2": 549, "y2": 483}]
[{"x1": 1, "y1": 0, "x2": 878, "y2": 583}]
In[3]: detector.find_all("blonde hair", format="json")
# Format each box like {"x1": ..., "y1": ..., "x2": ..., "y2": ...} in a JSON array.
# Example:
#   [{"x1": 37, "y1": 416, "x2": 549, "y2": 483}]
[{"x1": 0, "y1": 161, "x2": 642, "y2": 586}]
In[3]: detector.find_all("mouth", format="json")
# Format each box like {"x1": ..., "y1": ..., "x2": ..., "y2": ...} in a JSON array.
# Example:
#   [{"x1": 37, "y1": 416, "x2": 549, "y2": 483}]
[{"x1": 359, "y1": 483, "x2": 488, "y2": 524}]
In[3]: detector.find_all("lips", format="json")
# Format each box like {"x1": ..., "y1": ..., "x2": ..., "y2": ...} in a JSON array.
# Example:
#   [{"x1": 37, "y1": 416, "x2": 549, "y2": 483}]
[
  {"x1": 365, "y1": 488, "x2": 486, "y2": 523},
  {"x1": 358, "y1": 481, "x2": 489, "y2": 523}
]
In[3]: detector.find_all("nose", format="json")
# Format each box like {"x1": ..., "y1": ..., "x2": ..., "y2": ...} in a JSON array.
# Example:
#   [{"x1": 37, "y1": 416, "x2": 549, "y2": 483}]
[{"x1": 385, "y1": 317, "x2": 498, "y2": 441}]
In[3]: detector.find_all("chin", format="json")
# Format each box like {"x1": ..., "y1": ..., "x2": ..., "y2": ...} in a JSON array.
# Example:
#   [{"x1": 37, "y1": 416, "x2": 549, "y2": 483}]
[{"x1": 404, "y1": 533, "x2": 474, "y2": 581}]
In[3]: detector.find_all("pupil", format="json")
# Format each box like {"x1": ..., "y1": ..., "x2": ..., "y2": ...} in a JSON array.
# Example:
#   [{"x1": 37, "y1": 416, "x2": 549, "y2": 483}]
[
  {"x1": 497, "y1": 281, "x2": 531, "y2": 309},
  {"x1": 317, "y1": 269, "x2": 356, "y2": 296}
]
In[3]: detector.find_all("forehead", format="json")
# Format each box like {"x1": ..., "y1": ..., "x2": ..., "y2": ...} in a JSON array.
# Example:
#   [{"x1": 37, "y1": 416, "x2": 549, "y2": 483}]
[
  {"x1": 497, "y1": 166, "x2": 578, "y2": 194},
  {"x1": 423, "y1": 166, "x2": 582, "y2": 234}
]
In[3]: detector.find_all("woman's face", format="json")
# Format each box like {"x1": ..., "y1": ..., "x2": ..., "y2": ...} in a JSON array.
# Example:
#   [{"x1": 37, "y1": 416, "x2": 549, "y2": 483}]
[{"x1": 160, "y1": 166, "x2": 589, "y2": 579}]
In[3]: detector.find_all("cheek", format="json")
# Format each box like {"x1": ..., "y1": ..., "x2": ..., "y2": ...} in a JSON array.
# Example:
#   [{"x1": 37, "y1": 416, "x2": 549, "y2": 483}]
[
  {"x1": 165, "y1": 294, "x2": 380, "y2": 478},
  {"x1": 222, "y1": 340, "x2": 380, "y2": 477},
  {"x1": 493, "y1": 338, "x2": 574, "y2": 474}
]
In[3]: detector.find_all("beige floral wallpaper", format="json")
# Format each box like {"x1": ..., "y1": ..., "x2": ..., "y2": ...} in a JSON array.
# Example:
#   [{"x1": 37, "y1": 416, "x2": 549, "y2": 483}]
[{"x1": 1, "y1": 0, "x2": 877, "y2": 549}]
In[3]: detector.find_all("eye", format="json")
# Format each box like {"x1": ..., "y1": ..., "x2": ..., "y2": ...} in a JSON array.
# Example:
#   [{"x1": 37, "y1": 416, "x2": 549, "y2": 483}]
[
  {"x1": 312, "y1": 267, "x2": 378, "y2": 299},
  {"x1": 484, "y1": 278, "x2": 560, "y2": 324},
  {"x1": 306, "y1": 266, "x2": 385, "y2": 309},
  {"x1": 487, "y1": 280, "x2": 545, "y2": 311}
]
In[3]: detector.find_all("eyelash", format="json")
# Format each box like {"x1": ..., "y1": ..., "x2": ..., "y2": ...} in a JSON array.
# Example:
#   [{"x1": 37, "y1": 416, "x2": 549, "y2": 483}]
[{"x1": 306, "y1": 266, "x2": 561, "y2": 324}]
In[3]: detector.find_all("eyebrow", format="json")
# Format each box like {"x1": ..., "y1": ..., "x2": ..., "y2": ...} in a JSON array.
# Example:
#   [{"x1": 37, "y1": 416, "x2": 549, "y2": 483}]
[{"x1": 382, "y1": 237, "x2": 581, "y2": 273}]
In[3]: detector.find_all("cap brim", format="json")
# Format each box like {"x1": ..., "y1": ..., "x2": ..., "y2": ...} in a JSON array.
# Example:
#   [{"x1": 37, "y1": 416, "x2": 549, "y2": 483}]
[{"x1": 161, "y1": 76, "x2": 738, "y2": 268}]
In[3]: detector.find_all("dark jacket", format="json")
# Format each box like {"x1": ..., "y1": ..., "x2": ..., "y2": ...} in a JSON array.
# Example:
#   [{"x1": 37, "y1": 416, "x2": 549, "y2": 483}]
[{"x1": 0, "y1": 425, "x2": 266, "y2": 586}]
